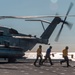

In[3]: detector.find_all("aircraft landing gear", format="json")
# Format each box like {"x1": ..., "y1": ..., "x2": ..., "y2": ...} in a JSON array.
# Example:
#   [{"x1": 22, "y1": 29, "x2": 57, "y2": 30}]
[{"x1": 8, "y1": 58, "x2": 16, "y2": 63}]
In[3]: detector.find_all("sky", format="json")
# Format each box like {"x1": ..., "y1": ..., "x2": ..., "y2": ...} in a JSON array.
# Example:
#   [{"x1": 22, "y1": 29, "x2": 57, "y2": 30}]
[{"x1": 0, "y1": 0, "x2": 75, "y2": 52}]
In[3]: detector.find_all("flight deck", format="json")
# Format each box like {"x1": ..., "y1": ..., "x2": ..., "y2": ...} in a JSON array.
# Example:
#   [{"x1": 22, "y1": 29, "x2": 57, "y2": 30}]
[{"x1": 0, "y1": 59, "x2": 75, "y2": 75}]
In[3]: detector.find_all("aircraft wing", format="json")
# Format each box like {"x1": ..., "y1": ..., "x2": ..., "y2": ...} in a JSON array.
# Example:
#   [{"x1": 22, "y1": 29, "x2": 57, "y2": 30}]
[{"x1": 0, "y1": 15, "x2": 75, "y2": 19}]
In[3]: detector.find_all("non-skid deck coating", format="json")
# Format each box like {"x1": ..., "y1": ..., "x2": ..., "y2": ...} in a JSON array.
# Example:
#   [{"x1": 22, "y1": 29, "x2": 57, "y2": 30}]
[{"x1": 0, "y1": 59, "x2": 75, "y2": 75}]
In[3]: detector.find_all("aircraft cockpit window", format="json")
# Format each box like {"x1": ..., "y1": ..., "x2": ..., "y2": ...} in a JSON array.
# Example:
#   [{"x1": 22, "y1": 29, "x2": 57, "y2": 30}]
[{"x1": 9, "y1": 28, "x2": 18, "y2": 34}]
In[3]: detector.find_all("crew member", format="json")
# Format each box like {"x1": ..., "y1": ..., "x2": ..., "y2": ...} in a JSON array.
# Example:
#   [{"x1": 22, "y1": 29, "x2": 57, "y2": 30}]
[
  {"x1": 34, "y1": 45, "x2": 42, "y2": 66},
  {"x1": 60, "y1": 46, "x2": 70, "y2": 67},
  {"x1": 42, "y1": 46, "x2": 53, "y2": 65}
]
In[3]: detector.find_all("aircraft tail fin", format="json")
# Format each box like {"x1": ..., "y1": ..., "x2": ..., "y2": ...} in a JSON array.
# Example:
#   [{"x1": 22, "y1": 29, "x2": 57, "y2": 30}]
[{"x1": 40, "y1": 17, "x2": 60, "y2": 40}]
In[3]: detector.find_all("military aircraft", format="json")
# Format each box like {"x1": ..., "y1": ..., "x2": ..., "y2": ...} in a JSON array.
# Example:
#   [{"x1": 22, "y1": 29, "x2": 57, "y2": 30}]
[{"x1": 0, "y1": 2, "x2": 74, "y2": 62}]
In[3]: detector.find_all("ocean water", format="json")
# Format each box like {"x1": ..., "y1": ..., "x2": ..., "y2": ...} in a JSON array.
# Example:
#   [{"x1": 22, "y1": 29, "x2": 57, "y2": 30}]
[{"x1": 24, "y1": 52, "x2": 75, "y2": 61}]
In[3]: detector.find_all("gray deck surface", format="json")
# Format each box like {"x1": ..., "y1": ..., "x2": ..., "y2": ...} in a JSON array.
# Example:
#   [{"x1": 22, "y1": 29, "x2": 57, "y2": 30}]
[{"x1": 0, "y1": 59, "x2": 75, "y2": 75}]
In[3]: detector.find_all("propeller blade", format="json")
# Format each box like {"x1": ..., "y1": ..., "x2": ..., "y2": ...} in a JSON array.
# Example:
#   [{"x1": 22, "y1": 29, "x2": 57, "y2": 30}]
[
  {"x1": 63, "y1": 2, "x2": 73, "y2": 23},
  {"x1": 0, "y1": 14, "x2": 75, "y2": 20},
  {"x1": 55, "y1": 2, "x2": 73, "y2": 41},
  {"x1": 25, "y1": 19, "x2": 51, "y2": 24},
  {"x1": 66, "y1": 22, "x2": 73, "y2": 29},
  {"x1": 64, "y1": 21, "x2": 73, "y2": 29},
  {"x1": 61, "y1": 20, "x2": 73, "y2": 29},
  {"x1": 55, "y1": 24, "x2": 63, "y2": 41}
]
